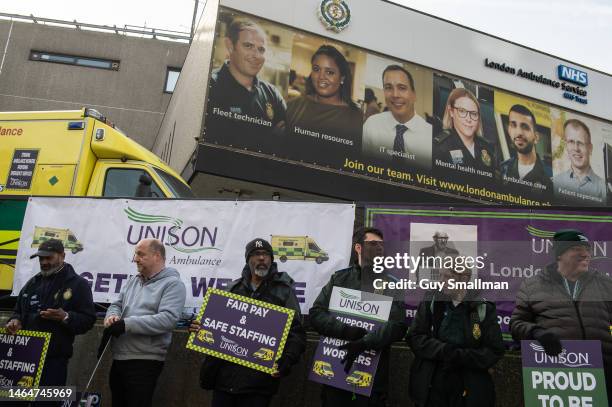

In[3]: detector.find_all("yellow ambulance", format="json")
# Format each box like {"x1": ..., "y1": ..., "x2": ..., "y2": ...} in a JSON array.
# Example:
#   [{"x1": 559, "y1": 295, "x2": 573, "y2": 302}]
[
  {"x1": 0, "y1": 108, "x2": 193, "y2": 198},
  {"x1": 270, "y1": 235, "x2": 329, "y2": 264},
  {"x1": 0, "y1": 108, "x2": 194, "y2": 289}
]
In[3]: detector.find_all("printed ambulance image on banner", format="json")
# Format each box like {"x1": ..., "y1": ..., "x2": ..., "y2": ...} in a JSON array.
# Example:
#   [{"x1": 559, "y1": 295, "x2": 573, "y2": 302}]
[{"x1": 13, "y1": 198, "x2": 355, "y2": 312}]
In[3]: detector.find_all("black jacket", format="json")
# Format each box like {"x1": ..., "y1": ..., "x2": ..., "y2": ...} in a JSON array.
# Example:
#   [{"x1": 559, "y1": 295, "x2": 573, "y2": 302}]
[
  {"x1": 510, "y1": 263, "x2": 612, "y2": 366},
  {"x1": 433, "y1": 128, "x2": 497, "y2": 176},
  {"x1": 11, "y1": 263, "x2": 96, "y2": 359},
  {"x1": 309, "y1": 265, "x2": 408, "y2": 395},
  {"x1": 200, "y1": 262, "x2": 306, "y2": 396},
  {"x1": 407, "y1": 292, "x2": 504, "y2": 407},
  {"x1": 500, "y1": 153, "x2": 553, "y2": 202},
  {"x1": 205, "y1": 62, "x2": 287, "y2": 153}
]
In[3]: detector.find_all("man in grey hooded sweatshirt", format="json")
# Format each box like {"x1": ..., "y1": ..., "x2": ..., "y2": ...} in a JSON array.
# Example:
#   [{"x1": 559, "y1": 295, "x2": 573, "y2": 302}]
[{"x1": 103, "y1": 238, "x2": 186, "y2": 407}]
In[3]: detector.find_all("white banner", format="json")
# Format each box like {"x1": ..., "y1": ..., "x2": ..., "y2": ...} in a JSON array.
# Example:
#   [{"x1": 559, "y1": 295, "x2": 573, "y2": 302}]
[{"x1": 13, "y1": 198, "x2": 355, "y2": 312}]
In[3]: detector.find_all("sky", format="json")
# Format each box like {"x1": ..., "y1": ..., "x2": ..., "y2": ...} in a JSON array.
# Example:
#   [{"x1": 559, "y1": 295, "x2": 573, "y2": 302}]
[{"x1": 2, "y1": 0, "x2": 611, "y2": 74}]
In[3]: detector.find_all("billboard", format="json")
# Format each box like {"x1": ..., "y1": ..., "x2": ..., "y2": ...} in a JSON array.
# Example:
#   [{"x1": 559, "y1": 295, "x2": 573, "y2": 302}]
[{"x1": 199, "y1": 6, "x2": 612, "y2": 206}]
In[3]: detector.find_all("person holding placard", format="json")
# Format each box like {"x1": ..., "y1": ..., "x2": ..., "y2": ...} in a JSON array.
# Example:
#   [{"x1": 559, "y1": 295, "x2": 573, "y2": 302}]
[
  {"x1": 510, "y1": 229, "x2": 612, "y2": 398},
  {"x1": 6, "y1": 238, "x2": 96, "y2": 390},
  {"x1": 194, "y1": 237, "x2": 306, "y2": 407},
  {"x1": 309, "y1": 227, "x2": 407, "y2": 407}
]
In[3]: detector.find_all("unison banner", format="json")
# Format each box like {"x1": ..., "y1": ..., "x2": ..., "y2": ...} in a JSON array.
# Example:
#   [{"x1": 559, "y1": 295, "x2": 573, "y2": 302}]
[
  {"x1": 308, "y1": 287, "x2": 393, "y2": 396},
  {"x1": 13, "y1": 198, "x2": 355, "y2": 311},
  {"x1": 521, "y1": 340, "x2": 609, "y2": 406},
  {"x1": 365, "y1": 205, "x2": 612, "y2": 341}
]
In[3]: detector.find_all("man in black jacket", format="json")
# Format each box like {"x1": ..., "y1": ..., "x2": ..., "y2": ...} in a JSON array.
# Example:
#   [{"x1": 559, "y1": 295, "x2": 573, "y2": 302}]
[
  {"x1": 309, "y1": 227, "x2": 407, "y2": 407},
  {"x1": 5, "y1": 238, "x2": 96, "y2": 388},
  {"x1": 193, "y1": 238, "x2": 306, "y2": 407},
  {"x1": 407, "y1": 255, "x2": 504, "y2": 407},
  {"x1": 510, "y1": 229, "x2": 612, "y2": 397}
]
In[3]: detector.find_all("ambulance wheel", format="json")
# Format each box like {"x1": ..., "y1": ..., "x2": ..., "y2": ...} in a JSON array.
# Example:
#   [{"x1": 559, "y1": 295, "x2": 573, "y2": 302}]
[
  {"x1": 280, "y1": 255, "x2": 287, "y2": 263},
  {"x1": 316, "y1": 257, "x2": 323, "y2": 264}
]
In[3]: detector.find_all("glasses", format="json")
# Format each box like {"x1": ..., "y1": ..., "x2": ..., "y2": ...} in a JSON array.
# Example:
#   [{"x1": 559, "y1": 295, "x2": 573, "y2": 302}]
[
  {"x1": 453, "y1": 107, "x2": 479, "y2": 121},
  {"x1": 566, "y1": 139, "x2": 588, "y2": 150},
  {"x1": 363, "y1": 240, "x2": 384, "y2": 247}
]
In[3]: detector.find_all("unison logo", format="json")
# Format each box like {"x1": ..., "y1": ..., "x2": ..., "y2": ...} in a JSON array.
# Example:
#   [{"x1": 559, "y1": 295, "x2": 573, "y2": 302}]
[
  {"x1": 124, "y1": 207, "x2": 221, "y2": 253},
  {"x1": 558, "y1": 65, "x2": 588, "y2": 87},
  {"x1": 530, "y1": 342, "x2": 591, "y2": 368},
  {"x1": 220, "y1": 335, "x2": 248, "y2": 357},
  {"x1": 338, "y1": 290, "x2": 380, "y2": 316}
]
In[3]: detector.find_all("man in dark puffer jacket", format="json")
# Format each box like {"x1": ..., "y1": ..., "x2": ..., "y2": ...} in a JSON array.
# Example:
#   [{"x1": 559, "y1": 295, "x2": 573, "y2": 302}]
[
  {"x1": 193, "y1": 238, "x2": 306, "y2": 407},
  {"x1": 511, "y1": 229, "x2": 612, "y2": 397}
]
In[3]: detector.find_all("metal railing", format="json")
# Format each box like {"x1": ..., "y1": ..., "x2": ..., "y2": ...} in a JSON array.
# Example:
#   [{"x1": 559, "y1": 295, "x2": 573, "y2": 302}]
[{"x1": 0, "y1": 12, "x2": 192, "y2": 42}]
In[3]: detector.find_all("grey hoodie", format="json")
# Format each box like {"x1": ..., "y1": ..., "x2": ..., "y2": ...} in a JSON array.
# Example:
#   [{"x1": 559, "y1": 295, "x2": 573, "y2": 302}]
[{"x1": 106, "y1": 267, "x2": 186, "y2": 361}]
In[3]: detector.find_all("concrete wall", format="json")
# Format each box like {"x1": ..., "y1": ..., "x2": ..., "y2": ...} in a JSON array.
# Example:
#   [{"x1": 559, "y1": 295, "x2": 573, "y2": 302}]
[
  {"x1": 153, "y1": 0, "x2": 219, "y2": 176},
  {"x1": 0, "y1": 19, "x2": 188, "y2": 149},
  {"x1": 62, "y1": 322, "x2": 522, "y2": 407}
]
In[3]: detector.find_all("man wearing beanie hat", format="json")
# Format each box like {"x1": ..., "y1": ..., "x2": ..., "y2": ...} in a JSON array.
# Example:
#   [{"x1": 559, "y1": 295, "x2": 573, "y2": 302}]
[
  {"x1": 511, "y1": 229, "x2": 612, "y2": 396},
  {"x1": 191, "y1": 237, "x2": 305, "y2": 407}
]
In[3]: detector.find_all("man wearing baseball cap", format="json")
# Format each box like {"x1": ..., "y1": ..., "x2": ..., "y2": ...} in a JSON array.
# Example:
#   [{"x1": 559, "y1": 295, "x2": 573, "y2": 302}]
[
  {"x1": 5, "y1": 238, "x2": 96, "y2": 389},
  {"x1": 191, "y1": 237, "x2": 305, "y2": 407},
  {"x1": 511, "y1": 229, "x2": 612, "y2": 396}
]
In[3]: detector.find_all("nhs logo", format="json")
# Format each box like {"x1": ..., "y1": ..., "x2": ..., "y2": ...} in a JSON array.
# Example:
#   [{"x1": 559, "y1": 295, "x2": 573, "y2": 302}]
[{"x1": 558, "y1": 65, "x2": 588, "y2": 87}]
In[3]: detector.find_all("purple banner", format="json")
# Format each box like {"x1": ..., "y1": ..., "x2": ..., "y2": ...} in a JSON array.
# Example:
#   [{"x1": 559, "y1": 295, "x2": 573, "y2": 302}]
[
  {"x1": 186, "y1": 288, "x2": 294, "y2": 374},
  {"x1": 0, "y1": 329, "x2": 50, "y2": 389},
  {"x1": 367, "y1": 205, "x2": 612, "y2": 340}
]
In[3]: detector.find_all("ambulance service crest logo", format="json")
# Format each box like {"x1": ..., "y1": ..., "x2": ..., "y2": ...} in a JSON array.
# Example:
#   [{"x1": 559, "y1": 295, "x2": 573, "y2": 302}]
[{"x1": 319, "y1": 0, "x2": 351, "y2": 33}]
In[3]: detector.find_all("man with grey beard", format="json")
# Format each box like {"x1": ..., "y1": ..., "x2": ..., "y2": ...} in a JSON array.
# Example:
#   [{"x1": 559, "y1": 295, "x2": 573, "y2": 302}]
[
  {"x1": 193, "y1": 238, "x2": 305, "y2": 407},
  {"x1": 6, "y1": 238, "x2": 96, "y2": 393}
]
